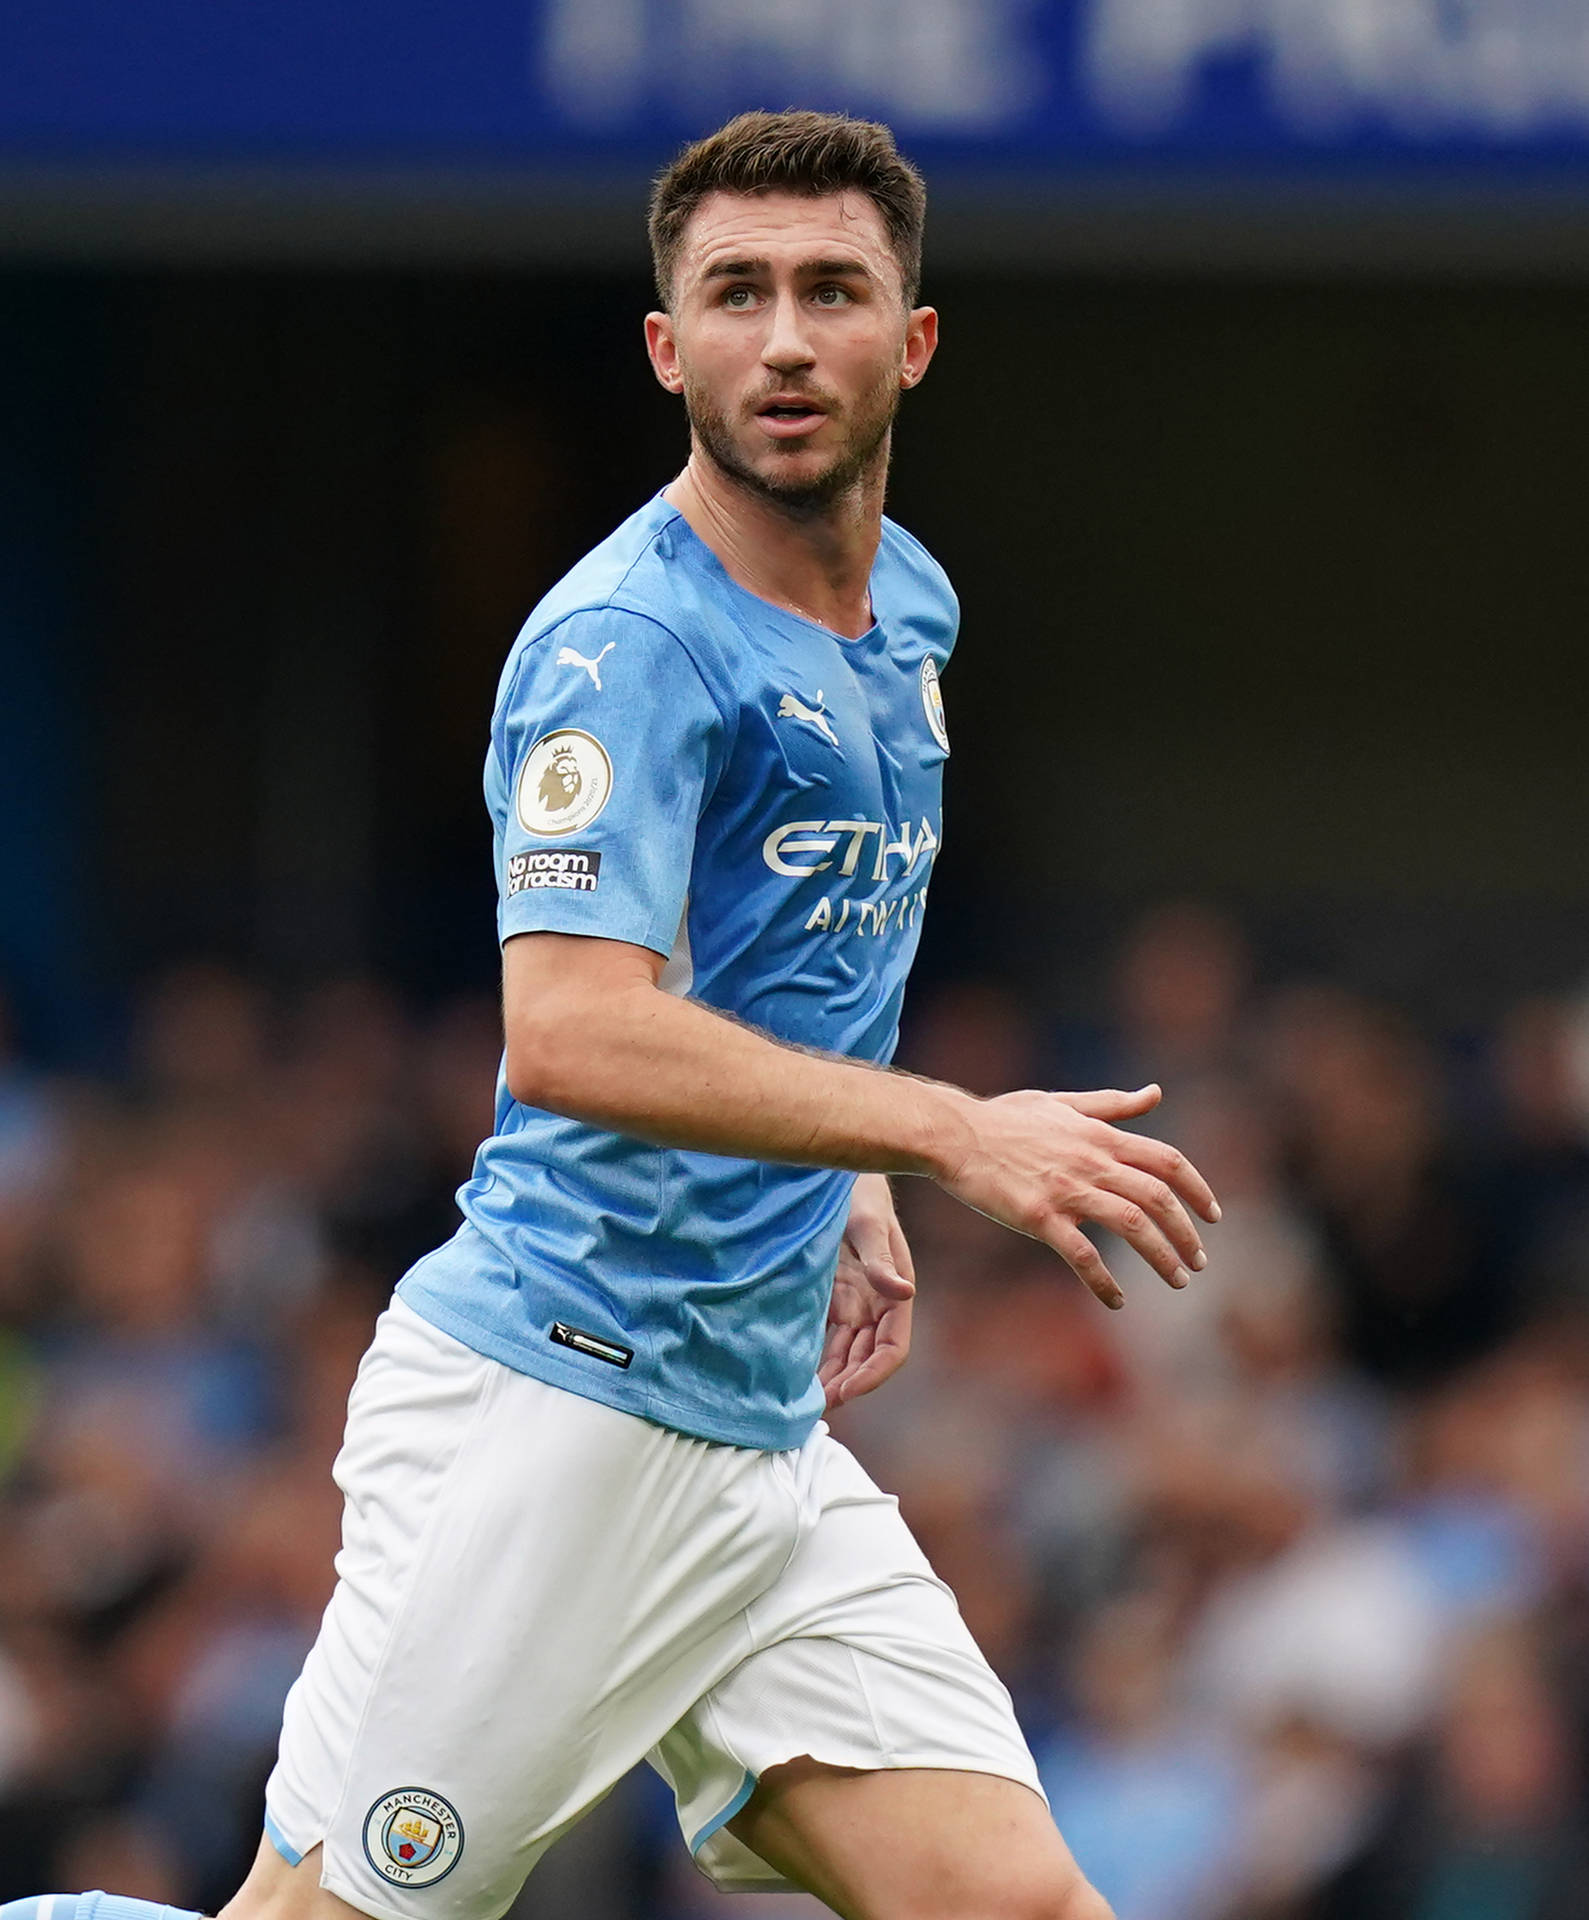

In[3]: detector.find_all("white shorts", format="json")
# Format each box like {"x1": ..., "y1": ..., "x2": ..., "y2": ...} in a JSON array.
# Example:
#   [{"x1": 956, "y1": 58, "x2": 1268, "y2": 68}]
[{"x1": 265, "y1": 1298, "x2": 1043, "y2": 1918}]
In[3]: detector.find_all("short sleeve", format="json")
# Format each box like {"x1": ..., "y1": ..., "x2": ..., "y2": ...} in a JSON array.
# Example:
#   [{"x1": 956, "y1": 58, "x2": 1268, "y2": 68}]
[{"x1": 494, "y1": 608, "x2": 726, "y2": 958}]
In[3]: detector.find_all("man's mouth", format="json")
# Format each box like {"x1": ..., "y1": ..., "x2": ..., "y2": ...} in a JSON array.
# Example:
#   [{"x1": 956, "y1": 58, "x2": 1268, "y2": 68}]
[{"x1": 755, "y1": 397, "x2": 829, "y2": 439}]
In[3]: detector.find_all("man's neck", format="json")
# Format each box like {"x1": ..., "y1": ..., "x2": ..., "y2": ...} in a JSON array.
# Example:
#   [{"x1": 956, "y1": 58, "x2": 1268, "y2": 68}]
[{"x1": 664, "y1": 444, "x2": 886, "y2": 641}]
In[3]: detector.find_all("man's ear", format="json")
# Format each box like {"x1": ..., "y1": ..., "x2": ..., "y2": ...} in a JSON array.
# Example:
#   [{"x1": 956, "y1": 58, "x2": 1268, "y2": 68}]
[
  {"x1": 645, "y1": 311, "x2": 685, "y2": 395},
  {"x1": 900, "y1": 306, "x2": 939, "y2": 389}
]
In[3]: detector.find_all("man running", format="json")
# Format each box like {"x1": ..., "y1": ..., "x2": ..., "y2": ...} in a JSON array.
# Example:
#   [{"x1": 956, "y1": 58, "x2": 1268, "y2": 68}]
[{"x1": 7, "y1": 109, "x2": 1216, "y2": 1920}]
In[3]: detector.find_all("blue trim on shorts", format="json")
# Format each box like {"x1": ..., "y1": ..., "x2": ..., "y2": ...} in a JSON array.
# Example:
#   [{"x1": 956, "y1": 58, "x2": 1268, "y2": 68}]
[
  {"x1": 263, "y1": 1810, "x2": 305, "y2": 1869},
  {"x1": 689, "y1": 1771, "x2": 757, "y2": 1856}
]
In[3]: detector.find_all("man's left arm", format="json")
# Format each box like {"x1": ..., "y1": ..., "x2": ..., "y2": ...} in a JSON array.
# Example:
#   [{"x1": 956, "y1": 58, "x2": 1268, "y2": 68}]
[{"x1": 821, "y1": 1173, "x2": 916, "y2": 1409}]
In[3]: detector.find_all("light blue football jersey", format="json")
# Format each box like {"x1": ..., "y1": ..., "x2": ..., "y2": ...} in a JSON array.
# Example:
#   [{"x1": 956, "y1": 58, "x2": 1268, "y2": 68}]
[{"x1": 397, "y1": 493, "x2": 955, "y2": 1450}]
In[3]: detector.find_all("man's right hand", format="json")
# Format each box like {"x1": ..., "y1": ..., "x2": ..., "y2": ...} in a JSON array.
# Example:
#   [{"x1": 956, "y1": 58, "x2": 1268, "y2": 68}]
[
  {"x1": 501, "y1": 937, "x2": 1217, "y2": 1309},
  {"x1": 932, "y1": 1084, "x2": 1220, "y2": 1310}
]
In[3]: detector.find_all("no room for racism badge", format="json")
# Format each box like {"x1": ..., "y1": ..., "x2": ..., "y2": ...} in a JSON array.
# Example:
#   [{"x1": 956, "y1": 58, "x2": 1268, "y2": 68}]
[{"x1": 363, "y1": 1788, "x2": 465, "y2": 1888}]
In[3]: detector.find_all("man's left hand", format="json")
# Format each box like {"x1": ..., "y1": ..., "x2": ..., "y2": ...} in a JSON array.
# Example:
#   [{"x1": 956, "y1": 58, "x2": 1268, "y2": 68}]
[{"x1": 821, "y1": 1172, "x2": 916, "y2": 1411}]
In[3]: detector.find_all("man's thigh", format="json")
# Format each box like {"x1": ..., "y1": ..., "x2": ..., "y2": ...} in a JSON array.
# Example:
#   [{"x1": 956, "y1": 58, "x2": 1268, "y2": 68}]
[
  {"x1": 727, "y1": 1762, "x2": 1113, "y2": 1920},
  {"x1": 652, "y1": 1430, "x2": 1053, "y2": 1896}
]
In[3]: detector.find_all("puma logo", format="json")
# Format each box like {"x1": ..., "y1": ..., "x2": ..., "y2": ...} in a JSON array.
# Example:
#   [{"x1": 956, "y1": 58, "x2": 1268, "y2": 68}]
[
  {"x1": 776, "y1": 690, "x2": 839, "y2": 749},
  {"x1": 556, "y1": 642, "x2": 617, "y2": 691}
]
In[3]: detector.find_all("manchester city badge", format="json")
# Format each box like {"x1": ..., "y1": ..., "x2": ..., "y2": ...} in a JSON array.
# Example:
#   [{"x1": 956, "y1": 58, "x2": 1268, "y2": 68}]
[{"x1": 363, "y1": 1788, "x2": 465, "y2": 1888}]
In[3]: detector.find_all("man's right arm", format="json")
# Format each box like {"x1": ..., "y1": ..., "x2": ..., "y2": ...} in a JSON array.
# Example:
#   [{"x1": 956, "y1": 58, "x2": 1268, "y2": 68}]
[{"x1": 504, "y1": 931, "x2": 1218, "y2": 1310}]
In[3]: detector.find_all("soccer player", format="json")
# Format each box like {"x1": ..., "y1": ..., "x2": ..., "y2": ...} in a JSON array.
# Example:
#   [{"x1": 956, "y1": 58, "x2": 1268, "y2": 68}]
[{"x1": 6, "y1": 111, "x2": 1218, "y2": 1920}]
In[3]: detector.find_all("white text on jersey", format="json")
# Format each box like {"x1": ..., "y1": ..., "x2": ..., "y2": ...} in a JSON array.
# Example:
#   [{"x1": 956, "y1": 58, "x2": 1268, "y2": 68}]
[
  {"x1": 761, "y1": 817, "x2": 939, "y2": 881},
  {"x1": 804, "y1": 884, "x2": 930, "y2": 939}
]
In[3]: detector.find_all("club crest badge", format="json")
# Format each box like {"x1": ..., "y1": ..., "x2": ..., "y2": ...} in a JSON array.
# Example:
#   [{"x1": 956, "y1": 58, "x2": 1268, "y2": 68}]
[
  {"x1": 516, "y1": 727, "x2": 614, "y2": 837},
  {"x1": 363, "y1": 1788, "x2": 464, "y2": 1888},
  {"x1": 920, "y1": 656, "x2": 949, "y2": 752}
]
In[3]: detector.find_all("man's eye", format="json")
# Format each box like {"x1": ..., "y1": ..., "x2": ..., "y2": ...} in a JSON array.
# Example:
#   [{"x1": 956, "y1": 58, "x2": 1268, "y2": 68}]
[
  {"x1": 723, "y1": 286, "x2": 756, "y2": 307},
  {"x1": 814, "y1": 286, "x2": 851, "y2": 306}
]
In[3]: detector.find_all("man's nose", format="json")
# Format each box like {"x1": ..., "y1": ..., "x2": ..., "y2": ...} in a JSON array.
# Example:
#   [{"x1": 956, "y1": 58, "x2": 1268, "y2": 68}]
[{"x1": 761, "y1": 291, "x2": 816, "y2": 371}]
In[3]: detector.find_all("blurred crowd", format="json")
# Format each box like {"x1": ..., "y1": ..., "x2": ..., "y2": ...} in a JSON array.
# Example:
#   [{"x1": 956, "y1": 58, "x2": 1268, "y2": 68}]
[{"x1": 3, "y1": 904, "x2": 1589, "y2": 1920}]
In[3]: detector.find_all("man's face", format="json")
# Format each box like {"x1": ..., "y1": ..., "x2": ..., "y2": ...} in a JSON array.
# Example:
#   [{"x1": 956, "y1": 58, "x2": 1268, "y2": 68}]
[{"x1": 646, "y1": 190, "x2": 937, "y2": 510}]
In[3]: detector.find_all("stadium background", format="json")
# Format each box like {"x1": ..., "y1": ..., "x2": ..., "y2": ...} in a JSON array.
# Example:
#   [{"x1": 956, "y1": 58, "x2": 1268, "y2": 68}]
[{"x1": 4, "y1": 4, "x2": 1589, "y2": 1916}]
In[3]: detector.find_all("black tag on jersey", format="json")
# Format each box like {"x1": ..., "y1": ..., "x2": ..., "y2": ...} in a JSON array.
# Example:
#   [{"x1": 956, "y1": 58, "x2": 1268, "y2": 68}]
[
  {"x1": 506, "y1": 849, "x2": 602, "y2": 897},
  {"x1": 549, "y1": 1321, "x2": 633, "y2": 1369}
]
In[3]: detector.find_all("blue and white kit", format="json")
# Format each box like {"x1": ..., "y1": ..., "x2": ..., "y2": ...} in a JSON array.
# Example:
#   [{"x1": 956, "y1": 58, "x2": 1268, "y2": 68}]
[
  {"x1": 401, "y1": 493, "x2": 953, "y2": 1452},
  {"x1": 264, "y1": 496, "x2": 1045, "y2": 1918}
]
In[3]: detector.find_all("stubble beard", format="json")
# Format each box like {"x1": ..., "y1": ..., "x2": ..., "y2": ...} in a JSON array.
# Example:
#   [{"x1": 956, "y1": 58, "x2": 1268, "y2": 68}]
[{"x1": 683, "y1": 370, "x2": 900, "y2": 518}]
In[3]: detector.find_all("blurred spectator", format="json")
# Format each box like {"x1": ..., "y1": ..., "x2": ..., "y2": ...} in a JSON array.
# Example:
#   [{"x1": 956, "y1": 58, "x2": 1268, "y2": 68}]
[
  {"x1": 131, "y1": 965, "x2": 271, "y2": 1117},
  {"x1": 903, "y1": 978, "x2": 1041, "y2": 1098},
  {"x1": 1393, "y1": 1351, "x2": 1588, "y2": 1627},
  {"x1": 1482, "y1": 995, "x2": 1589, "y2": 1323},
  {"x1": 0, "y1": 989, "x2": 62, "y2": 1207},
  {"x1": 266, "y1": 979, "x2": 474, "y2": 1285},
  {"x1": 1319, "y1": 1625, "x2": 1589, "y2": 1920},
  {"x1": 0, "y1": 985, "x2": 61, "y2": 1478},
  {"x1": 1037, "y1": 1596, "x2": 1249, "y2": 1920},
  {"x1": 1260, "y1": 987, "x2": 1512, "y2": 1386},
  {"x1": 1111, "y1": 903, "x2": 1253, "y2": 1092}
]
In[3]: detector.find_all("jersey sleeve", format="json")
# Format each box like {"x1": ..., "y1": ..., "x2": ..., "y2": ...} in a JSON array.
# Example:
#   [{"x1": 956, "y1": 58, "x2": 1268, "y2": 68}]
[{"x1": 494, "y1": 607, "x2": 728, "y2": 958}]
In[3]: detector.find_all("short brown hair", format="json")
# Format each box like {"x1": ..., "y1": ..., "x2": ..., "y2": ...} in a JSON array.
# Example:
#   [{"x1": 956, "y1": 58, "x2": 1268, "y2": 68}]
[{"x1": 648, "y1": 109, "x2": 926, "y2": 310}]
